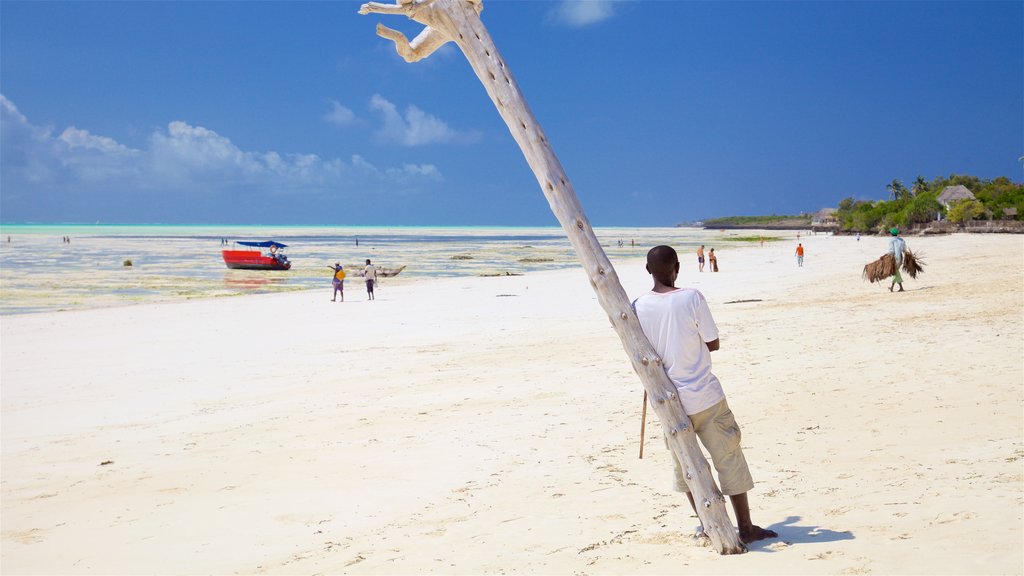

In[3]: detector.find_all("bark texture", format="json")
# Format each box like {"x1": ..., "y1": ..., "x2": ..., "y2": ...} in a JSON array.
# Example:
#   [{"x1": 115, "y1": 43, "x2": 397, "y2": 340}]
[{"x1": 359, "y1": 0, "x2": 746, "y2": 555}]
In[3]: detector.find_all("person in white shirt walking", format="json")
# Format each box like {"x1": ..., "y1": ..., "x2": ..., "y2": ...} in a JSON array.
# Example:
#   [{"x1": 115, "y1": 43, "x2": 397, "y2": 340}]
[
  {"x1": 363, "y1": 259, "x2": 378, "y2": 301},
  {"x1": 633, "y1": 245, "x2": 777, "y2": 544}
]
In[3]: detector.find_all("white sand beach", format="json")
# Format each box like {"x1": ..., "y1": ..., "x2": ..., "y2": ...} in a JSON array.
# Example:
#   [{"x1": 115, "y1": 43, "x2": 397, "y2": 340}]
[{"x1": 2, "y1": 233, "x2": 1022, "y2": 574}]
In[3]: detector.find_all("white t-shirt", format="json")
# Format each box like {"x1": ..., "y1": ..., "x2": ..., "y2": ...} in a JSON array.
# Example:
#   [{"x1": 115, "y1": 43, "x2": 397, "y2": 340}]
[
  {"x1": 364, "y1": 265, "x2": 377, "y2": 281},
  {"x1": 633, "y1": 288, "x2": 725, "y2": 415},
  {"x1": 888, "y1": 236, "x2": 906, "y2": 266}
]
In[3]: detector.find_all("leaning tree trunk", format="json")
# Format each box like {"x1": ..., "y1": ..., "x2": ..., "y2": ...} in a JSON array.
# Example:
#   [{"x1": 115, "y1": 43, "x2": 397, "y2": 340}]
[{"x1": 358, "y1": 0, "x2": 746, "y2": 555}]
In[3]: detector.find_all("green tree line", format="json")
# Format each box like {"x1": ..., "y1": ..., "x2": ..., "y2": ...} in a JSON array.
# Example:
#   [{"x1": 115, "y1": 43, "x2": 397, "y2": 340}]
[
  {"x1": 835, "y1": 174, "x2": 1023, "y2": 233},
  {"x1": 702, "y1": 214, "x2": 811, "y2": 227}
]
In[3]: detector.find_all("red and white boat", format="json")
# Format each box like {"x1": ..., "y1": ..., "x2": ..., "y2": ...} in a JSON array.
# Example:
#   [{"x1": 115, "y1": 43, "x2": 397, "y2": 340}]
[{"x1": 222, "y1": 240, "x2": 291, "y2": 271}]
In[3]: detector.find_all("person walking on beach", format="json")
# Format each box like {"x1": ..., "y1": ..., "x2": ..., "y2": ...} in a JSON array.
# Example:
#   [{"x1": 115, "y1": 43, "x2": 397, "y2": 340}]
[
  {"x1": 708, "y1": 248, "x2": 718, "y2": 272},
  {"x1": 697, "y1": 245, "x2": 705, "y2": 272},
  {"x1": 328, "y1": 263, "x2": 346, "y2": 302},
  {"x1": 887, "y1": 227, "x2": 906, "y2": 292},
  {"x1": 364, "y1": 259, "x2": 378, "y2": 300},
  {"x1": 795, "y1": 243, "x2": 804, "y2": 267},
  {"x1": 633, "y1": 245, "x2": 777, "y2": 544}
]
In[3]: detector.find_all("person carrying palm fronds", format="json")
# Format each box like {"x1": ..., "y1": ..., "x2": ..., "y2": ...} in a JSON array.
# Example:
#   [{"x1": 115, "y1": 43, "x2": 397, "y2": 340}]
[
  {"x1": 886, "y1": 228, "x2": 907, "y2": 292},
  {"x1": 862, "y1": 227, "x2": 924, "y2": 291}
]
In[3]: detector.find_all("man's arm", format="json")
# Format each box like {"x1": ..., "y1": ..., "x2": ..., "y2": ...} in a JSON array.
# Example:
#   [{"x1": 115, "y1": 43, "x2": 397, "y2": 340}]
[{"x1": 705, "y1": 338, "x2": 720, "y2": 352}]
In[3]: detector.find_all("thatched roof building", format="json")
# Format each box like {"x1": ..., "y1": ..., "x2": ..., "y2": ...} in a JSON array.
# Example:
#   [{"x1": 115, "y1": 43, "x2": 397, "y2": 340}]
[
  {"x1": 937, "y1": 185, "x2": 976, "y2": 208},
  {"x1": 813, "y1": 208, "x2": 837, "y2": 224}
]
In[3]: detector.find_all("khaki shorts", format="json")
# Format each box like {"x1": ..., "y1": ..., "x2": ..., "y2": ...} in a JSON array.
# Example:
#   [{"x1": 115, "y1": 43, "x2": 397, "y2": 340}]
[{"x1": 665, "y1": 399, "x2": 754, "y2": 496}]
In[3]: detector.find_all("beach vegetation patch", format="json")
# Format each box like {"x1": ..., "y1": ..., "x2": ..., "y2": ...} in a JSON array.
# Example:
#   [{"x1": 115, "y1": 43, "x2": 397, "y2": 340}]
[
  {"x1": 720, "y1": 236, "x2": 782, "y2": 243},
  {"x1": 703, "y1": 215, "x2": 811, "y2": 228},
  {"x1": 947, "y1": 199, "x2": 986, "y2": 224},
  {"x1": 451, "y1": 254, "x2": 474, "y2": 260},
  {"x1": 518, "y1": 257, "x2": 554, "y2": 263},
  {"x1": 835, "y1": 174, "x2": 1022, "y2": 232},
  {"x1": 123, "y1": 259, "x2": 133, "y2": 267}
]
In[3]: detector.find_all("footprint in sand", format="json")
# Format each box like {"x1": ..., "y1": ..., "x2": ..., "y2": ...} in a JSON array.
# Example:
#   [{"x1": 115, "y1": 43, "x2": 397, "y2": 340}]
[
  {"x1": 6, "y1": 528, "x2": 46, "y2": 545},
  {"x1": 29, "y1": 492, "x2": 59, "y2": 500},
  {"x1": 808, "y1": 550, "x2": 844, "y2": 560},
  {"x1": 933, "y1": 511, "x2": 977, "y2": 524}
]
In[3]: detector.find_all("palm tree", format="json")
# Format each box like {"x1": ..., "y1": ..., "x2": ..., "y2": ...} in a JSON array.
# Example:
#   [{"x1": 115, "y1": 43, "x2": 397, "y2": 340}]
[
  {"x1": 912, "y1": 176, "x2": 928, "y2": 197},
  {"x1": 887, "y1": 178, "x2": 908, "y2": 201}
]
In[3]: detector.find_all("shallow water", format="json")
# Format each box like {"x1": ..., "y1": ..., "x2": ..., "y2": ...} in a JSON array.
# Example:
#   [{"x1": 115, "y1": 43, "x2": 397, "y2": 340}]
[{"x1": 0, "y1": 225, "x2": 725, "y2": 314}]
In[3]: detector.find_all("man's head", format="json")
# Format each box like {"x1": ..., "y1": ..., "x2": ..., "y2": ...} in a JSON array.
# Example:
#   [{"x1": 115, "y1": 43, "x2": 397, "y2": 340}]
[
  {"x1": 890, "y1": 227, "x2": 900, "y2": 236},
  {"x1": 366, "y1": 259, "x2": 371, "y2": 265},
  {"x1": 646, "y1": 245, "x2": 679, "y2": 288}
]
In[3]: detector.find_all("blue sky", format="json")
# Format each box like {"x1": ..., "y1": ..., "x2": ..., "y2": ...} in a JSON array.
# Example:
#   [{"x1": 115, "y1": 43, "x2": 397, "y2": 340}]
[{"x1": 1, "y1": 0, "x2": 1021, "y2": 226}]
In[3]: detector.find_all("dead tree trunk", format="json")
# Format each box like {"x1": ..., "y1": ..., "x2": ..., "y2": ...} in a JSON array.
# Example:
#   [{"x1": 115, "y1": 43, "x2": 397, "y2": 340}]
[{"x1": 358, "y1": 0, "x2": 746, "y2": 555}]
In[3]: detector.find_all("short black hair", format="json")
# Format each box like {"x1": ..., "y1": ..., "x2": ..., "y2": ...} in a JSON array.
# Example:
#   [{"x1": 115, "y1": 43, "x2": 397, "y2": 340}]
[{"x1": 647, "y1": 245, "x2": 678, "y2": 276}]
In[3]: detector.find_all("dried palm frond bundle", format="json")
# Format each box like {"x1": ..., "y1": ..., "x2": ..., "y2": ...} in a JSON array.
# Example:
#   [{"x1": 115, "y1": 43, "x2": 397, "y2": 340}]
[
  {"x1": 901, "y1": 249, "x2": 925, "y2": 278},
  {"x1": 862, "y1": 253, "x2": 897, "y2": 283}
]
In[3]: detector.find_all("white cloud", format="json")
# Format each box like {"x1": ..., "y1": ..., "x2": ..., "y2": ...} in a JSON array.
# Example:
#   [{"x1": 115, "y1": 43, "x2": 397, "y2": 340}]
[
  {"x1": 148, "y1": 121, "x2": 254, "y2": 178},
  {"x1": 548, "y1": 0, "x2": 615, "y2": 27},
  {"x1": 59, "y1": 126, "x2": 139, "y2": 156},
  {"x1": 1, "y1": 95, "x2": 49, "y2": 142},
  {"x1": 0, "y1": 94, "x2": 444, "y2": 219},
  {"x1": 391, "y1": 163, "x2": 442, "y2": 179},
  {"x1": 369, "y1": 93, "x2": 480, "y2": 146},
  {"x1": 1, "y1": 95, "x2": 60, "y2": 185},
  {"x1": 350, "y1": 154, "x2": 442, "y2": 182},
  {"x1": 324, "y1": 99, "x2": 356, "y2": 127}
]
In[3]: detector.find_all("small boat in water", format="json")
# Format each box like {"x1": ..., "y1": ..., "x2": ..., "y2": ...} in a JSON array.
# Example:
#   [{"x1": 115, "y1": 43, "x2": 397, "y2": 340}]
[
  {"x1": 222, "y1": 241, "x2": 291, "y2": 271},
  {"x1": 379, "y1": 265, "x2": 406, "y2": 277}
]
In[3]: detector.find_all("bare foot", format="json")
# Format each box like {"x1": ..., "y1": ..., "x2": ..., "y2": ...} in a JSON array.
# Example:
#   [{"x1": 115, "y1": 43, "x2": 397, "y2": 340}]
[{"x1": 739, "y1": 525, "x2": 778, "y2": 543}]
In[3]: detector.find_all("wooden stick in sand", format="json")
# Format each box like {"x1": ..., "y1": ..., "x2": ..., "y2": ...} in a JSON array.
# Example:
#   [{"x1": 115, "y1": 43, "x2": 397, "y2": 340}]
[
  {"x1": 358, "y1": 0, "x2": 746, "y2": 554},
  {"x1": 639, "y1": 390, "x2": 648, "y2": 459}
]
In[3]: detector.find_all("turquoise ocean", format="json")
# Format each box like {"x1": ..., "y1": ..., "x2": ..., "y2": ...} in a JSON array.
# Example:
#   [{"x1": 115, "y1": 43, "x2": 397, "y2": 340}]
[{"x1": 0, "y1": 224, "x2": 719, "y2": 315}]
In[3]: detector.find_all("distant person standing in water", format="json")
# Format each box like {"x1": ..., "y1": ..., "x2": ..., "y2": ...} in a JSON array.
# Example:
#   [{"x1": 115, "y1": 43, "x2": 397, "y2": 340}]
[
  {"x1": 328, "y1": 263, "x2": 346, "y2": 302},
  {"x1": 364, "y1": 259, "x2": 378, "y2": 300},
  {"x1": 697, "y1": 245, "x2": 706, "y2": 272}
]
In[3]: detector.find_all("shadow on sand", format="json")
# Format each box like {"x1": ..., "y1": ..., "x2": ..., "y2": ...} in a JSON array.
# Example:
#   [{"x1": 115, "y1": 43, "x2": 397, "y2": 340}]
[{"x1": 747, "y1": 516, "x2": 855, "y2": 552}]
